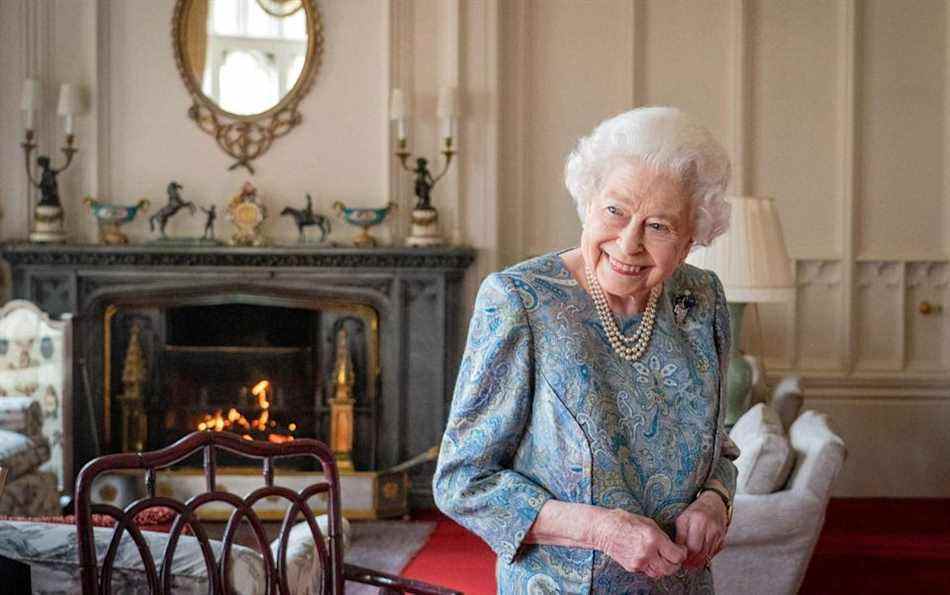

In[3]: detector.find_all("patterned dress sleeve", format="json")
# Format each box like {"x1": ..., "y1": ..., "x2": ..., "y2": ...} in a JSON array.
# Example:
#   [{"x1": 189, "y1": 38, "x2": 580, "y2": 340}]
[
  {"x1": 706, "y1": 270, "x2": 740, "y2": 497},
  {"x1": 433, "y1": 272, "x2": 553, "y2": 564}
]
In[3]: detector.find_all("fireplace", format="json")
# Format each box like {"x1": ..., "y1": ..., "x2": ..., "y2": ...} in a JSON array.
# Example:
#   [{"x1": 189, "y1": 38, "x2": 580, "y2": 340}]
[
  {"x1": 107, "y1": 296, "x2": 379, "y2": 472},
  {"x1": 0, "y1": 244, "x2": 474, "y2": 507},
  {"x1": 161, "y1": 303, "x2": 318, "y2": 447}
]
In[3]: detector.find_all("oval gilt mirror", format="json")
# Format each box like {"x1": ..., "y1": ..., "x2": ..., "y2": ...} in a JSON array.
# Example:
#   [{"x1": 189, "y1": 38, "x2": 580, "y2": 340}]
[{"x1": 172, "y1": 0, "x2": 323, "y2": 173}]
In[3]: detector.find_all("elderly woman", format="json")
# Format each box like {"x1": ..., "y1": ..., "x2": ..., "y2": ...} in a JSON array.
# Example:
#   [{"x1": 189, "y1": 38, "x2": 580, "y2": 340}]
[{"x1": 433, "y1": 107, "x2": 740, "y2": 593}]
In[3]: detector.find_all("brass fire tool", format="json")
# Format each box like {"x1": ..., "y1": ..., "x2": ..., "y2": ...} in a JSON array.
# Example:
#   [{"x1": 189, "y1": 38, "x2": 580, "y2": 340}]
[
  {"x1": 329, "y1": 328, "x2": 356, "y2": 472},
  {"x1": 118, "y1": 322, "x2": 148, "y2": 452}
]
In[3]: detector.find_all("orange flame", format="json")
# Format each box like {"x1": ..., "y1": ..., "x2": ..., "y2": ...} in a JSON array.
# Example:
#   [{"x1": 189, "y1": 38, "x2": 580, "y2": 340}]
[
  {"x1": 251, "y1": 380, "x2": 270, "y2": 409},
  {"x1": 195, "y1": 380, "x2": 297, "y2": 442}
]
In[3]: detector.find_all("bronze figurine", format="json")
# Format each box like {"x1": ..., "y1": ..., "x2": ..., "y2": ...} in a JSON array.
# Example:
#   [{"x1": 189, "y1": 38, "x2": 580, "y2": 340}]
[
  {"x1": 281, "y1": 193, "x2": 331, "y2": 243},
  {"x1": 149, "y1": 181, "x2": 196, "y2": 238}
]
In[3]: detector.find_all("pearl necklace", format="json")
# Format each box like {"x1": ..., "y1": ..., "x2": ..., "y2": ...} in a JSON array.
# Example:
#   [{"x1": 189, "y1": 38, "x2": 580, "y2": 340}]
[{"x1": 585, "y1": 265, "x2": 661, "y2": 361}]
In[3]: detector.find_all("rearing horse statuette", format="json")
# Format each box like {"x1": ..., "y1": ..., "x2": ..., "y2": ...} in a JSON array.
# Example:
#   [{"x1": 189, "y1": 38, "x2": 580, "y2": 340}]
[{"x1": 149, "y1": 181, "x2": 196, "y2": 238}]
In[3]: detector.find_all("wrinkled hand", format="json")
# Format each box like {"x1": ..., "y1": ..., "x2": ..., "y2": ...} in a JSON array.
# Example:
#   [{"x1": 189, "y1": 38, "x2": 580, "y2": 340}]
[
  {"x1": 592, "y1": 508, "x2": 687, "y2": 579},
  {"x1": 674, "y1": 492, "x2": 728, "y2": 569}
]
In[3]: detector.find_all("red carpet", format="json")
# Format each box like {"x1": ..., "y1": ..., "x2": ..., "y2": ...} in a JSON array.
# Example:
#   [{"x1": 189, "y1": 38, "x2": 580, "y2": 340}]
[
  {"x1": 401, "y1": 510, "x2": 496, "y2": 594},
  {"x1": 402, "y1": 499, "x2": 950, "y2": 594},
  {"x1": 799, "y1": 498, "x2": 950, "y2": 594}
]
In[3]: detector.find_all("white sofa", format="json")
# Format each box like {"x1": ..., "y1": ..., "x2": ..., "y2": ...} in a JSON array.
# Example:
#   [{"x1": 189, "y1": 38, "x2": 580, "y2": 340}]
[{"x1": 712, "y1": 383, "x2": 846, "y2": 595}]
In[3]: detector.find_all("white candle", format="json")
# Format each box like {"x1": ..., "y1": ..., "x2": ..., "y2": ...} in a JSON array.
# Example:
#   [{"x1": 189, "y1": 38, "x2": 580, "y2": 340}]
[
  {"x1": 390, "y1": 88, "x2": 409, "y2": 142},
  {"x1": 440, "y1": 119, "x2": 455, "y2": 144},
  {"x1": 21, "y1": 78, "x2": 40, "y2": 130},
  {"x1": 396, "y1": 119, "x2": 407, "y2": 142},
  {"x1": 437, "y1": 86, "x2": 458, "y2": 143},
  {"x1": 57, "y1": 83, "x2": 80, "y2": 135}
]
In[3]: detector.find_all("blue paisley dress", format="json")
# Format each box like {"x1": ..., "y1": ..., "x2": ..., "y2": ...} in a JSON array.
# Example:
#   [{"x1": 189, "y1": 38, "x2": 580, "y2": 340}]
[{"x1": 434, "y1": 251, "x2": 739, "y2": 594}]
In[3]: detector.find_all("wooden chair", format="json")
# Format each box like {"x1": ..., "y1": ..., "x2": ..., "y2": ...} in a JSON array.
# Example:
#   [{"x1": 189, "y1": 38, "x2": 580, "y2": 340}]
[{"x1": 74, "y1": 431, "x2": 461, "y2": 594}]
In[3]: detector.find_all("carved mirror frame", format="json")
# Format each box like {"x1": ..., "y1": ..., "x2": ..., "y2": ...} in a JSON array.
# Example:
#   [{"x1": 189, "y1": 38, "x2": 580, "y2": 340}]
[{"x1": 171, "y1": 0, "x2": 324, "y2": 173}]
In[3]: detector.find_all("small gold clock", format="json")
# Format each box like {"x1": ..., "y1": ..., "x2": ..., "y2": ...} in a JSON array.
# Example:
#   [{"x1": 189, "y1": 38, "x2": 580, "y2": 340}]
[{"x1": 227, "y1": 181, "x2": 268, "y2": 246}]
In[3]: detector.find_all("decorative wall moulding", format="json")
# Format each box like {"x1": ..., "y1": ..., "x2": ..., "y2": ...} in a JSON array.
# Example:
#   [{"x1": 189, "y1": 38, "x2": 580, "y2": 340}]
[
  {"x1": 907, "y1": 262, "x2": 949, "y2": 289},
  {"x1": 797, "y1": 260, "x2": 841, "y2": 288},
  {"x1": 856, "y1": 261, "x2": 902, "y2": 289},
  {"x1": 762, "y1": 371, "x2": 950, "y2": 401}
]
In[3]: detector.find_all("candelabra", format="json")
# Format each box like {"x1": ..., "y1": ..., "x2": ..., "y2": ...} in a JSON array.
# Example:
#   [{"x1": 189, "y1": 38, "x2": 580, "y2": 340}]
[
  {"x1": 20, "y1": 79, "x2": 81, "y2": 243},
  {"x1": 390, "y1": 87, "x2": 458, "y2": 247}
]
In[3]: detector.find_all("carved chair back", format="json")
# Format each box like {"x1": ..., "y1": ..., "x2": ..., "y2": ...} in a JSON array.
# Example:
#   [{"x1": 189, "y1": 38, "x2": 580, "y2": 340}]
[{"x1": 74, "y1": 431, "x2": 344, "y2": 594}]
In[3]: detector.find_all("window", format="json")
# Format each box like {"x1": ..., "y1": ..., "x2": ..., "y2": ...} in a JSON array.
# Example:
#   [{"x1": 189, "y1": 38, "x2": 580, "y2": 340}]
[{"x1": 202, "y1": 0, "x2": 308, "y2": 115}]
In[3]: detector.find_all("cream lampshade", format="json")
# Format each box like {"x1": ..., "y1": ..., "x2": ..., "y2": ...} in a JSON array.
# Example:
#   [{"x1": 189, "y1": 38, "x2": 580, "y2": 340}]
[
  {"x1": 687, "y1": 195, "x2": 795, "y2": 302},
  {"x1": 687, "y1": 195, "x2": 795, "y2": 427}
]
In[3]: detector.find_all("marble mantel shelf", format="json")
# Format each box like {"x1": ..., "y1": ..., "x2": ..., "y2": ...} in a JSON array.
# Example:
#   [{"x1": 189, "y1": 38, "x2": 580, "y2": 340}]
[{"x1": 0, "y1": 242, "x2": 476, "y2": 269}]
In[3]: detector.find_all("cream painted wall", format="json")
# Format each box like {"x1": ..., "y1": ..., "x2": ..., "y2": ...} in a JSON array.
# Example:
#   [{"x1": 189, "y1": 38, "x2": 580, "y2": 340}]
[
  {"x1": 2, "y1": 0, "x2": 948, "y2": 496},
  {"x1": 499, "y1": 0, "x2": 950, "y2": 497},
  {"x1": 108, "y1": 0, "x2": 389, "y2": 244},
  {"x1": 103, "y1": 0, "x2": 390, "y2": 242}
]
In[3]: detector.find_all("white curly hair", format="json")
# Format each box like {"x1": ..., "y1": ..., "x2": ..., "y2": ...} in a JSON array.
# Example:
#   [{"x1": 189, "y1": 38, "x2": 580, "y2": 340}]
[{"x1": 564, "y1": 107, "x2": 732, "y2": 247}]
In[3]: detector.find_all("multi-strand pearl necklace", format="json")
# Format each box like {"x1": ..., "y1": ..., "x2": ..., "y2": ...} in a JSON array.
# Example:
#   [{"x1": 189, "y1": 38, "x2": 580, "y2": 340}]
[{"x1": 585, "y1": 265, "x2": 660, "y2": 361}]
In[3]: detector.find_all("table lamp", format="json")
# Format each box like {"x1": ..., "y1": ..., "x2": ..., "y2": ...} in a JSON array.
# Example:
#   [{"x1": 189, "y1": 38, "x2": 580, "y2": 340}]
[{"x1": 687, "y1": 195, "x2": 795, "y2": 427}]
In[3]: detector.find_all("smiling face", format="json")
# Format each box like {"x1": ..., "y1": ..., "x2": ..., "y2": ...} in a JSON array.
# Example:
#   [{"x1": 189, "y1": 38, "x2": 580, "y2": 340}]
[{"x1": 581, "y1": 160, "x2": 695, "y2": 313}]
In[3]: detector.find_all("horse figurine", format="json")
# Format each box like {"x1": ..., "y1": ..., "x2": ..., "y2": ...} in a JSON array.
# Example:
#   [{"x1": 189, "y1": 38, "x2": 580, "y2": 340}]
[
  {"x1": 149, "y1": 181, "x2": 196, "y2": 238},
  {"x1": 281, "y1": 193, "x2": 331, "y2": 243}
]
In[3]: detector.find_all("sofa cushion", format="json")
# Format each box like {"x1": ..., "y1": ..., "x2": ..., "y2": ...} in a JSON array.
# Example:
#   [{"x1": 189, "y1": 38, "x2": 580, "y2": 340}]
[
  {"x1": 0, "y1": 429, "x2": 51, "y2": 481},
  {"x1": 771, "y1": 376, "x2": 804, "y2": 432},
  {"x1": 0, "y1": 396, "x2": 43, "y2": 438},
  {"x1": 0, "y1": 471, "x2": 59, "y2": 517},
  {"x1": 729, "y1": 404, "x2": 795, "y2": 495}
]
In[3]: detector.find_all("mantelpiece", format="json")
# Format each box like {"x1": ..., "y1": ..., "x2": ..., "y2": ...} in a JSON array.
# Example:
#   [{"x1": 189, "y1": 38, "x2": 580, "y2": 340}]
[{"x1": 1, "y1": 242, "x2": 475, "y2": 506}]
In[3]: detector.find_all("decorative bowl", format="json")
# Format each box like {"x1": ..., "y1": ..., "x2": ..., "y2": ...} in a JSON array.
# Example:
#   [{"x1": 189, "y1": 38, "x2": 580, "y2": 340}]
[{"x1": 332, "y1": 201, "x2": 397, "y2": 247}]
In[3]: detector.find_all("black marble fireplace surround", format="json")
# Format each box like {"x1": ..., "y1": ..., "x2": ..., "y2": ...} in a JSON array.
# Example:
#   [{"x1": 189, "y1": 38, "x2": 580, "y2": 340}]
[{"x1": 1, "y1": 243, "x2": 475, "y2": 503}]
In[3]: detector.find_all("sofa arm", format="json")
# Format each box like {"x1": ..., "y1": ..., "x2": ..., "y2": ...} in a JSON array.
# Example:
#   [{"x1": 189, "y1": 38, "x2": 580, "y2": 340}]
[
  {"x1": 788, "y1": 411, "x2": 847, "y2": 500},
  {"x1": 725, "y1": 491, "x2": 824, "y2": 547},
  {"x1": 0, "y1": 397, "x2": 43, "y2": 439}
]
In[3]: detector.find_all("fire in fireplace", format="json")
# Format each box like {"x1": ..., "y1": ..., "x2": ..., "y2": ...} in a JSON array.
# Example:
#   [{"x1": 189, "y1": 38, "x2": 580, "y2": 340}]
[
  {"x1": 106, "y1": 299, "x2": 378, "y2": 470},
  {"x1": 194, "y1": 379, "x2": 298, "y2": 444}
]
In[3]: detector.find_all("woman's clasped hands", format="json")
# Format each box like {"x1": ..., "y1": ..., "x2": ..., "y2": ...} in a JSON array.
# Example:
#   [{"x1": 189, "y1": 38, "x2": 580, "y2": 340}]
[
  {"x1": 592, "y1": 509, "x2": 687, "y2": 579},
  {"x1": 593, "y1": 495, "x2": 728, "y2": 579},
  {"x1": 674, "y1": 490, "x2": 729, "y2": 569}
]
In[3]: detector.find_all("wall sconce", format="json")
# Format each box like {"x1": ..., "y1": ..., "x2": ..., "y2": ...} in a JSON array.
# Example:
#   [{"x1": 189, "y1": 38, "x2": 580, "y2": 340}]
[
  {"x1": 390, "y1": 86, "x2": 458, "y2": 247},
  {"x1": 20, "y1": 79, "x2": 81, "y2": 243}
]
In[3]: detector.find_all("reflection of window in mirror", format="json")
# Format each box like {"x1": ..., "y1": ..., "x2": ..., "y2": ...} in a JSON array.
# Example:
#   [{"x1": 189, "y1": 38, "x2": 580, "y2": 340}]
[{"x1": 200, "y1": 0, "x2": 307, "y2": 116}]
